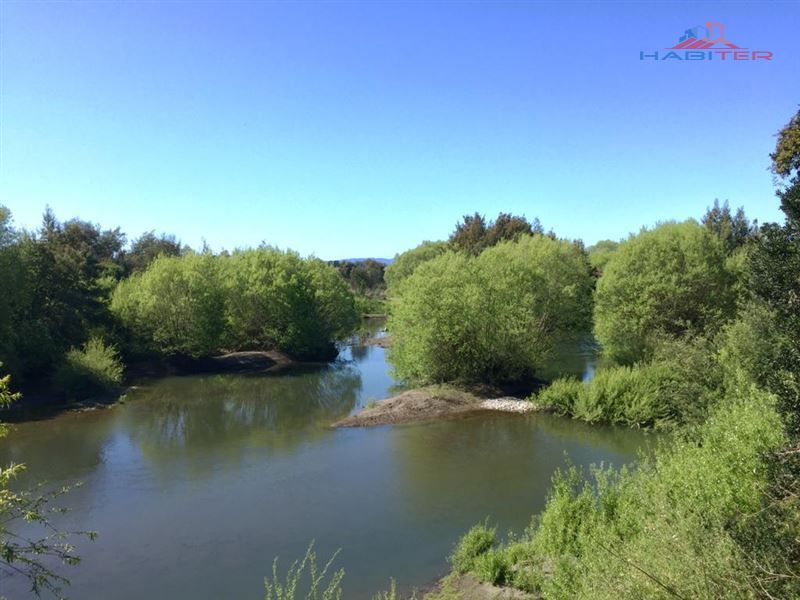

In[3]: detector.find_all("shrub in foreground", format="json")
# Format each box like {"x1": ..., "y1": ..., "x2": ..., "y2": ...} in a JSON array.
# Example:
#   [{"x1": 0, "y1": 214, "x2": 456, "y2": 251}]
[
  {"x1": 449, "y1": 522, "x2": 497, "y2": 574},
  {"x1": 55, "y1": 338, "x2": 123, "y2": 399},
  {"x1": 464, "y1": 385, "x2": 796, "y2": 599}
]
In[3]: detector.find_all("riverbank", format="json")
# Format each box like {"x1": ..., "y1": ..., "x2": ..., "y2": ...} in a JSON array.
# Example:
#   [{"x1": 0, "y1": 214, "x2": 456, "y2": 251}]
[
  {"x1": 332, "y1": 384, "x2": 536, "y2": 427},
  {"x1": 2, "y1": 350, "x2": 306, "y2": 418}
]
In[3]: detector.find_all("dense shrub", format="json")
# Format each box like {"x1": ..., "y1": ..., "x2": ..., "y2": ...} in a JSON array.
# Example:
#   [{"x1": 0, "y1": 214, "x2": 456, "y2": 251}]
[
  {"x1": 594, "y1": 221, "x2": 738, "y2": 364},
  {"x1": 222, "y1": 249, "x2": 358, "y2": 359},
  {"x1": 389, "y1": 236, "x2": 593, "y2": 383},
  {"x1": 55, "y1": 338, "x2": 123, "y2": 399},
  {"x1": 111, "y1": 253, "x2": 225, "y2": 357},
  {"x1": 450, "y1": 522, "x2": 497, "y2": 574},
  {"x1": 535, "y1": 337, "x2": 721, "y2": 428},
  {"x1": 112, "y1": 249, "x2": 358, "y2": 361},
  {"x1": 464, "y1": 385, "x2": 795, "y2": 599},
  {"x1": 384, "y1": 241, "x2": 447, "y2": 290}
]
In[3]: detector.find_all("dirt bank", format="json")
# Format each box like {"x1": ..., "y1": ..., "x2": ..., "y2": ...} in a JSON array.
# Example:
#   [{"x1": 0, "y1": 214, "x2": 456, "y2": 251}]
[
  {"x1": 332, "y1": 385, "x2": 535, "y2": 427},
  {"x1": 426, "y1": 573, "x2": 536, "y2": 599}
]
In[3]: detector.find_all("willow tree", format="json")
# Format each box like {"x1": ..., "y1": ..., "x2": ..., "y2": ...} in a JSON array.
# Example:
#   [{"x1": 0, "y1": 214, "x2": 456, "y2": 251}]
[{"x1": 388, "y1": 235, "x2": 593, "y2": 383}]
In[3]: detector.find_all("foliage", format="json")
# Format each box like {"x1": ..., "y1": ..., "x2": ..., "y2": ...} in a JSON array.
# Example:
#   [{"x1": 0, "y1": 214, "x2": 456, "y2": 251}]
[
  {"x1": 124, "y1": 230, "x2": 184, "y2": 274},
  {"x1": 55, "y1": 337, "x2": 123, "y2": 400},
  {"x1": 538, "y1": 337, "x2": 722, "y2": 428},
  {"x1": 354, "y1": 295, "x2": 387, "y2": 316},
  {"x1": 263, "y1": 542, "x2": 344, "y2": 600},
  {"x1": 112, "y1": 252, "x2": 226, "y2": 358},
  {"x1": 448, "y1": 212, "x2": 544, "y2": 256},
  {"x1": 594, "y1": 220, "x2": 738, "y2": 364},
  {"x1": 771, "y1": 107, "x2": 800, "y2": 224},
  {"x1": 702, "y1": 199, "x2": 755, "y2": 254},
  {"x1": 462, "y1": 385, "x2": 797, "y2": 599},
  {"x1": 389, "y1": 235, "x2": 593, "y2": 383},
  {"x1": 384, "y1": 241, "x2": 447, "y2": 290},
  {"x1": 449, "y1": 522, "x2": 497, "y2": 574},
  {"x1": 471, "y1": 549, "x2": 510, "y2": 586},
  {"x1": 0, "y1": 209, "x2": 126, "y2": 380},
  {"x1": 223, "y1": 249, "x2": 358, "y2": 359},
  {"x1": 586, "y1": 239, "x2": 618, "y2": 274},
  {"x1": 333, "y1": 259, "x2": 385, "y2": 295},
  {"x1": 1, "y1": 366, "x2": 96, "y2": 597}
]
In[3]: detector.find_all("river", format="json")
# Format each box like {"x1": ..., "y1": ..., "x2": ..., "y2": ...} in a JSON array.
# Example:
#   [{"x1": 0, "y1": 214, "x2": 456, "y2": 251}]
[{"x1": 0, "y1": 324, "x2": 652, "y2": 599}]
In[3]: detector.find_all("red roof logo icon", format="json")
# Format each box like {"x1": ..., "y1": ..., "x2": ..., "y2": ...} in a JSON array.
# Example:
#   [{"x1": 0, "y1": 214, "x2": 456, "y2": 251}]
[{"x1": 669, "y1": 22, "x2": 742, "y2": 50}]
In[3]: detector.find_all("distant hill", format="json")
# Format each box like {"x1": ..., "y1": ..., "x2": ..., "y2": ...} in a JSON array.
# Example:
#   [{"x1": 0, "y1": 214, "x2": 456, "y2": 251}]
[{"x1": 336, "y1": 257, "x2": 393, "y2": 265}]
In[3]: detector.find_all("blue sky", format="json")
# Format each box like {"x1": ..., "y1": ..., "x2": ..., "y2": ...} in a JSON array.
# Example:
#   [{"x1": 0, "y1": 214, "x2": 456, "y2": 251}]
[{"x1": 1, "y1": 1, "x2": 798, "y2": 259}]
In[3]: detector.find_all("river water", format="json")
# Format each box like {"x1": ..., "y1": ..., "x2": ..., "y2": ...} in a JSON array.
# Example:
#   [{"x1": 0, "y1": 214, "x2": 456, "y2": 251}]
[{"x1": 0, "y1": 325, "x2": 651, "y2": 599}]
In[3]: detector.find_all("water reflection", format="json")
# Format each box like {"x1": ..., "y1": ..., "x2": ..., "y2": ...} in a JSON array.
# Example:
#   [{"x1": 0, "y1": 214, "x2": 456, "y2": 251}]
[{"x1": 0, "y1": 330, "x2": 653, "y2": 600}]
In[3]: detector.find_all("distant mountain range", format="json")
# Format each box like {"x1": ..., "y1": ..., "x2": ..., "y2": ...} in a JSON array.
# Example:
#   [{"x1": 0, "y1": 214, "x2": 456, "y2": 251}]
[{"x1": 336, "y1": 257, "x2": 394, "y2": 265}]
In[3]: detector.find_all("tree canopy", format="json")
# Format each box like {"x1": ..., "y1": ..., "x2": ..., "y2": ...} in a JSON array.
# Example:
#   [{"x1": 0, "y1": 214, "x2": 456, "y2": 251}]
[
  {"x1": 388, "y1": 235, "x2": 593, "y2": 383},
  {"x1": 448, "y1": 212, "x2": 544, "y2": 256},
  {"x1": 594, "y1": 221, "x2": 738, "y2": 364}
]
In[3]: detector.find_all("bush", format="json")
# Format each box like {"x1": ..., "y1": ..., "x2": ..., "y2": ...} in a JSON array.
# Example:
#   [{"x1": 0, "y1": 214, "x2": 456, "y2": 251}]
[
  {"x1": 472, "y1": 549, "x2": 509, "y2": 585},
  {"x1": 474, "y1": 384, "x2": 795, "y2": 599},
  {"x1": 112, "y1": 249, "x2": 358, "y2": 360},
  {"x1": 222, "y1": 249, "x2": 358, "y2": 359},
  {"x1": 56, "y1": 338, "x2": 123, "y2": 399},
  {"x1": 384, "y1": 241, "x2": 447, "y2": 290},
  {"x1": 536, "y1": 337, "x2": 721, "y2": 428},
  {"x1": 263, "y1": 542, "x2": 344, "y2": 600},
  {"x1": 594, "y1": 221, "x2": 738, "y2": 364},
  {"x1": 111, "y1": 253, "x2": 225, "y2": 357},
  {"x1": 388, "y1": 236, "x2": 593, "y2": 383},
  {"x1": 450, "y1": 522, "x2": 497, "y2": 574},
  {"x1": 535, "y1": 377, "x2": 582, "y2": 415}
]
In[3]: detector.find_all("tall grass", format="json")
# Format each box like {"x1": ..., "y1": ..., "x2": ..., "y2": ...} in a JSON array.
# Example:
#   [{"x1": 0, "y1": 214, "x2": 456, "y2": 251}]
[
  {"x1": 263, "y1": 543, "x2": 344, "y2": 600},
  {"x1": 457, "y1": 383, "x2": 797, "y2": 598},
  {"x1": 55, "y1": 337, "x2": 123, "y2": 399}
]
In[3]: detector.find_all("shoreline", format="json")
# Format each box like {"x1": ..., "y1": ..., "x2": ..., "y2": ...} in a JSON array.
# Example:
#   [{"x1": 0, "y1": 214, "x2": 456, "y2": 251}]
[{"x1": 332, "y1": 385, "x2": 538, "y2": 428}]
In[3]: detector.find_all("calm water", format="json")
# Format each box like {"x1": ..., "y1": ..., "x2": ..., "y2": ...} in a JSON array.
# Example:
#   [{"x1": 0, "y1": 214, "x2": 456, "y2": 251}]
[{"x1": 1, "y1": 326, "x2": 651, "y2": 599}]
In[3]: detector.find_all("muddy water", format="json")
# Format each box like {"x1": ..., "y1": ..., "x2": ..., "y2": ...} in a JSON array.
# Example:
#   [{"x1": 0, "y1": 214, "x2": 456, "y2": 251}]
[{"x1": 0, "y1": 326, "x2": 651, "y2": 599}]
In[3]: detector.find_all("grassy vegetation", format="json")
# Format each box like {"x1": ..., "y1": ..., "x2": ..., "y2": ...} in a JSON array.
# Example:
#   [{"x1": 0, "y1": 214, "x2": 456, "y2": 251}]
[
  {"x1": 534, "y1": 337, "x2": 721, "y2": 429},
  {"x1": 55, "y1": 337, "x2": 123, "y2": 400},
  {"x1": 452, "y1": 381, "x2": 796, "y2": 598}
]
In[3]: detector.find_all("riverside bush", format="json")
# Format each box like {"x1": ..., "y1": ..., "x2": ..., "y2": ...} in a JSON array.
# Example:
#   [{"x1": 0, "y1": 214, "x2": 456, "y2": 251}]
[
  {"x1": 112, "y1": 249, "x2": 358, "y2": 360},
  {"x1": 55, "y1": 337, "x2": 123, "y2": 399},
  {"x1": 461, "y1": 384, "x2": 795, "y2": 599},
  {"x1": 222, "y1": 249, "x2": 358, "y2": 359},
  {"x1": 594, "y1": 221, "x2": 738, "y2": 364},
  {"x1": 449, "y1": 522, "x2": 497, "y2": 574},
  {"x1": 389, "y1": 236, "x2": 593, "y2": 383},
  {"x1": 536, "y1": 337, "x2": 722, "y2": 428},
  {"x1": 111, "y1": 253, "x2": 225, "y2": 357}
]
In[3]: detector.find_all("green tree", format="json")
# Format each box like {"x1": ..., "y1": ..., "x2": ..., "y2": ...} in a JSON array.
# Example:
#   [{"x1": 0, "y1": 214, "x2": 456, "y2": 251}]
[
  {"x1": 384, "y1": 241, "x2": 447, "y2": 290},
  {"x1": 222, "y1": 249, "x2": 358, "y2": 359},
  {"x1": 448, "y1": 212, "x2": 544, "y2": 256},
  {"x1": 749, "y1": 108, "x2": 800, "y2": 434},
  {"x1": 701, "y1": 199, "x2": 755, "y2": 254},
  {"x1": 586, "y1": 239, "x2": 619, "y2": 275},
  {"x1": 111, "y1": 253, "x2": 226, "y2": 357},
  {"x1": 124, "y1": 230, "x2": 184, "y2": 274},
  {"x1": 389, "y1": 235, "x2": 592, "y2": 383},
  {"x1": 594, "y1": 221, "x2": 737, "y2": 364}
]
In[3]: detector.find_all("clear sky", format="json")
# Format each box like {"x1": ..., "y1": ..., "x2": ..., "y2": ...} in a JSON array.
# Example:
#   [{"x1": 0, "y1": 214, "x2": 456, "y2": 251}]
[{"x1": 1, "y1": 1, "x2": 799, "y2": 260}]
